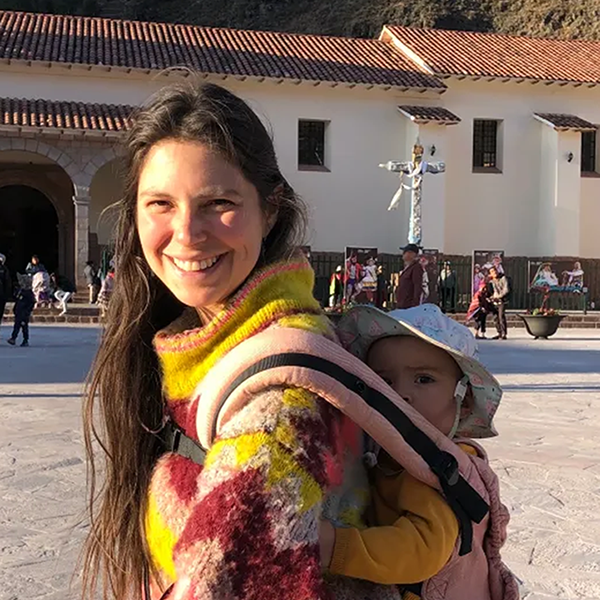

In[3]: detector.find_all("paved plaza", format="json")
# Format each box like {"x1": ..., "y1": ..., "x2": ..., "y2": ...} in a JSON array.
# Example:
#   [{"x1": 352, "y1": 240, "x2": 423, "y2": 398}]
[{"x1": 0, "y1": 325, "x2": 599, "y2": 600}]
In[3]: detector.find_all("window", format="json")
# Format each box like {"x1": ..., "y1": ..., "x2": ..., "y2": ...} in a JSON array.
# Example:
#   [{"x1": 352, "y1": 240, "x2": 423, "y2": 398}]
[
  {"x1": 581, "y1": 130, "x2": 597, "y2": 173},
  {"x1": 298, "y1": 120, "x2": 328, "y2": 170},
  {"x1": 473, "y1": 119, "x2": 500, "y2": 171}
]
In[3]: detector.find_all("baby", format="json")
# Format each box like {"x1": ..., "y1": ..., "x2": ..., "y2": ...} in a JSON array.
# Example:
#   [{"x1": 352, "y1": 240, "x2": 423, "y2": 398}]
[{"x1": 320, "y1": 304, "x2": 503, "y2": 597}]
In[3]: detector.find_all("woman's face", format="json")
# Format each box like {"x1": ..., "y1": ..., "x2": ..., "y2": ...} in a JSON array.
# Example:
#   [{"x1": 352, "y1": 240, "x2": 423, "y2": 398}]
[{"x1": 136, "y1": 139, "x2": 272, "y2": 317}]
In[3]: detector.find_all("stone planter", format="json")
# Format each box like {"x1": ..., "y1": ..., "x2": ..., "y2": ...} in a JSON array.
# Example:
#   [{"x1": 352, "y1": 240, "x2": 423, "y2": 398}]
[{"x1": 518, "y1": 314, "x2": 566, "y2": 339}]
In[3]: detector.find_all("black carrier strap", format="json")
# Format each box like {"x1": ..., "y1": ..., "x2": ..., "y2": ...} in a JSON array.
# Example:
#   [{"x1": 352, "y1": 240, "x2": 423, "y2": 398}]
[
  {"x1": 162, "y1": 421, "x2": 207, "y2": 466},
  {"x1": 164, "y1": 352, "x2": 490, "y2": 556}
]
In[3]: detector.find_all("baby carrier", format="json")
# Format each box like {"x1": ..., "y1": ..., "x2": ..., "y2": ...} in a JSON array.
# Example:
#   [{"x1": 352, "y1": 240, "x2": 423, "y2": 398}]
[{"x1": 158, "y1": 327, "x2": 519, "y2": 600}]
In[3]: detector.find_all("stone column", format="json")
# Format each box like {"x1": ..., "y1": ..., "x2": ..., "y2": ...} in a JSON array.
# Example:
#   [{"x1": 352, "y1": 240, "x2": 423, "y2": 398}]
[{"x1": 73, "y1": 188, "x2": 90, "y2": 293}]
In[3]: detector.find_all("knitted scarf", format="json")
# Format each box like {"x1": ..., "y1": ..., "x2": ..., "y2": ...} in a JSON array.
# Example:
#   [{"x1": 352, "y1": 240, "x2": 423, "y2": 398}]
[{"x1": 146, "y1": 255, "x2": 369, "y2": 600}]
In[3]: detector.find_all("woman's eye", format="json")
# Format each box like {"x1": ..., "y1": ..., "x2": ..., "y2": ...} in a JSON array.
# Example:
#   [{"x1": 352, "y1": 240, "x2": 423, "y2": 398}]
[
  {"x1": 210, "y1": 198, "x2": 235, "y2": 209},
  {"x1": 146, "y1": 199, "x2": 171, "y2": 209},
  {"x1": 415, "y1": 375, "x2": 435, "y2": 385}
]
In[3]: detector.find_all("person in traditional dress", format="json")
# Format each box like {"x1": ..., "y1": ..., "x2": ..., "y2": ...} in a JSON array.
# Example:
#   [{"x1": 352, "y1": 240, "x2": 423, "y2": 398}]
[{"x1": 360, "y1": 257, "x2": 378, "y2": 304}]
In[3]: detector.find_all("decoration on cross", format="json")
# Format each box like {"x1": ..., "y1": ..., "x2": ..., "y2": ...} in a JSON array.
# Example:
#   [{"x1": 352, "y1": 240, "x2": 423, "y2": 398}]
[{"x1": 379, "y1": 140, "x2": 445, "y2": 246}]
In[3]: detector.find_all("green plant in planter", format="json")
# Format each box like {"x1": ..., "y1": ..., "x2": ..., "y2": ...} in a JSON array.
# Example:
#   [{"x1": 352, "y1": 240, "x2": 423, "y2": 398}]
[
  {"x1": 530, "y1": 307, "x2": 560, "y2": 317},
  {"x1": 520, "y1": 290, "x2": 565, "y2": 338}
]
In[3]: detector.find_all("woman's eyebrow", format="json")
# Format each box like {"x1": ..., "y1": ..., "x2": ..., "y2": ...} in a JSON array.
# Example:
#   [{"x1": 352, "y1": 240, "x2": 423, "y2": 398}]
[{"x1": 138, "y1": 187, "x2": 243, "y2": 200}]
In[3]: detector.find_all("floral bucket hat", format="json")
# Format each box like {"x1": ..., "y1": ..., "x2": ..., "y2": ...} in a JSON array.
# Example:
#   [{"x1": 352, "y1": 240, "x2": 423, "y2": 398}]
[{"x1": 337, "y1": 304, "x2": 502, "y2": 439}]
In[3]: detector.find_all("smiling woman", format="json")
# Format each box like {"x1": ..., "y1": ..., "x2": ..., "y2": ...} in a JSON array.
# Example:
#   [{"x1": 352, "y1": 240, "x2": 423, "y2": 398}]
[
  {"x1": 81, "y1": 81, "x2": 372, "y2": 600},
  {"x1": 136, "y1": 140, "x2": 274, "y2": 320}
]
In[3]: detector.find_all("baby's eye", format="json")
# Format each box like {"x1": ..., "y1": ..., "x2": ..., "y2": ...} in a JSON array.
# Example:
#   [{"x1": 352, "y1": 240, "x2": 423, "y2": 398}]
[{"x1": 415, "y1": 375, "x2": 435, "y2": 385}]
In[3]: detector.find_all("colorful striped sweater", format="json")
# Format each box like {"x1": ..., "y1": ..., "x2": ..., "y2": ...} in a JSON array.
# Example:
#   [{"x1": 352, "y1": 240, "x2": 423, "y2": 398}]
[{"x1": 146, "y1": 256, "x2": 401, "y2": 600}]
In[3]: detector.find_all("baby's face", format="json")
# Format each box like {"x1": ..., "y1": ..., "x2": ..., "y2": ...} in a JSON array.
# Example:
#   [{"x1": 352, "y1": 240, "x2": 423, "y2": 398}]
[{"x1": 368, "y1": 336, "x2": 463, "y2": 435}]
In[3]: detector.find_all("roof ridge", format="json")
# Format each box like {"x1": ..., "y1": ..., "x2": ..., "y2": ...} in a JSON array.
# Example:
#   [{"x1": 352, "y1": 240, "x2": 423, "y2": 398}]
[{"x1": 384, "y1": 23, "x2": 600, "y2": 47}]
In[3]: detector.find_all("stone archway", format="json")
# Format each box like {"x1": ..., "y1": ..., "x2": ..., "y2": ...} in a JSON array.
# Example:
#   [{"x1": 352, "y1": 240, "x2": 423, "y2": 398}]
[
  {"x1": 0, "y1": 165, "x2": 75, "y2": 280},
  {"x1": 0, "y1": 185, "x2": 59, "y2": 274}
]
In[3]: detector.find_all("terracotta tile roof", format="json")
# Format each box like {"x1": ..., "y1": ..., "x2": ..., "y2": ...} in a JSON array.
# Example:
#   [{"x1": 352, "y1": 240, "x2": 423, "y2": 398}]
[
  {"x1": 384, "y1": 25, "x2": 600, "y2": 85},
  {"x1": 0, "y1": 96, "x2": 133, "y2": 134},
  {"x1": 534, "y1": 113, "x2": 597, "y2": 132},
  {"x1": 398, "y1": 105, "x2": 460, "y2": 124},
  {"x1": 0, "y1": 11, "x2": 444, "y2": 90}
]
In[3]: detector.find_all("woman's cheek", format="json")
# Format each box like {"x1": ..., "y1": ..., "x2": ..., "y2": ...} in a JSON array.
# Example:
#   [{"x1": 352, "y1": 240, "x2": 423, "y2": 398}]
[{"x1": 139, "y1": 213, "x2": 170, "y2": 252}]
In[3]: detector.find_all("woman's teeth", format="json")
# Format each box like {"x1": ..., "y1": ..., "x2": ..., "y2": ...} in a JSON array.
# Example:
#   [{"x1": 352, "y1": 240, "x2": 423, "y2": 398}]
[{"x1": 172, "y1": 256, "x2": 219, "y2": 272}]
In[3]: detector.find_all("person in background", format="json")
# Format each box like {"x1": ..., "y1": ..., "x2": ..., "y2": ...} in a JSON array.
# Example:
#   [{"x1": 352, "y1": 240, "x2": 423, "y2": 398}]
[
  {"x1": 467, "y1": 279, "x2": 493, "y2": 339},
  {"x1": 438, "y1": 261, "x2": 457, "y2": 314},
  {"x1": 419, "y1": 255, "x2": 430, "y2": 305},
  {"x1": 0, "y1": 253, "x2": 11, "y2": 338},
  {"x1": 84, "y1": 260, "x2": 101, "y2": 304},
  {"x1": 7, "y1": 273, "x2": 35, "y2": 347},
  {"x1": 488, "y1": 266, "x2": 510, "y2": 340},
  {"x1": 360, "y1": 257, "x2": 378, "y2": 304},
  {"x1": 328, "y1": 265, "x2": 344, "y2": 309},
  {"x1": 32, "y1": 267, "x2": 52, "y2": 308},
  {"x1": 97, "y1": 267, "x2": 115, "y2": 318},
  {"x1": 25, "y1": 254, "x2": 45, "y2": 276},
  {"x1": 375, "y1": 264, "x2": 389, "y2": 309},
  {"x1": 345, "y1": 254, "x2": 362, "y2": 303},
  {"x1": 395, "y1": 243, "x2": 424, "y2": 309},
  {"x1": 472, "y1": 264, "x2": 485, "y2": 295},
  {"x1": 51, "y1": 272, "x2": 76, "y2": 316}
]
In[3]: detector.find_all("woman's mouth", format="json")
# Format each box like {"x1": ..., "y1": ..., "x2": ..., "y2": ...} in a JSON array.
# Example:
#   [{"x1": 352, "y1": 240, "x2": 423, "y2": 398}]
[{"x1": 168, "y1": 254, "x2": 224, "y2": 274}]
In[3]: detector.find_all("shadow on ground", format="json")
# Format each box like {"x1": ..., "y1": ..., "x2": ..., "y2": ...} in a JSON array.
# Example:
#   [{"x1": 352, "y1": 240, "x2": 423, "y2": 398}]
[
  {"x1": 478, "y1": 341, "x2": 600, "y2": 375},
  {"x1": 0, "y1": 325, "x2": 100, "y2": 385}
]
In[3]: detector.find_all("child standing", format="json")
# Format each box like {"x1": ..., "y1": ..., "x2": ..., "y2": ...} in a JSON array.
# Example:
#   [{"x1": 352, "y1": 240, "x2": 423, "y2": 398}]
[
  {"x1": 97, "y1": 267, "x2": 115, "y2": 318},
  {"x1": 320, "y1": 304, "x2": 510, "y2": 599},
  {"x1": 7, "y1": 273, "x2": 35, "y2": 347},
  {"x1": 467, "y1": 280, "x2": 494, "y2": 339}
]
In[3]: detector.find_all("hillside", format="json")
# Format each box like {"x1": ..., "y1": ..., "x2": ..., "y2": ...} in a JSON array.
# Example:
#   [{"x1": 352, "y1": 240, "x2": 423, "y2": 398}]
[{"x1": 1, "y1": 0, "x2": 600, "y2": 41}]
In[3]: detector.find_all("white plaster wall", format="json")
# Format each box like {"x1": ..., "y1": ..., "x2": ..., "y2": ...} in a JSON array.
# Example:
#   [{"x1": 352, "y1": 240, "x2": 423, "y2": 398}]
[
  {"x1": 0, "y1": 65, "x2": 441, "y2": 253},
  {"x1": 240, "y1": 84, "x2": 420, "y2": 253},
  {"x1": 4, "y1": 64, "x2": 600, "y2": 256},
  {"x1": 441, "y1": 79, "x2": 600, "y2": 257},
  {"x1": 539, "y1": 124, "x2": 558, "y2": 256},
  {"x1": 417, "y1": 123, "x2": 449, "y2": 251},
  {"x1": 580, "y1": 177, "x2": 600, "y2": 257},
  {"x1": 555, "y1": 131, "x2": 581, "y2": 256}
]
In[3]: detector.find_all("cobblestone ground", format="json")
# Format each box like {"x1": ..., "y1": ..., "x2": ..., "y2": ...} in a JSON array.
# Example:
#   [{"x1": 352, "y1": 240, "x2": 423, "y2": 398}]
[{"x1": 0, "y1": 325, "x2": 599, "y2": 599}]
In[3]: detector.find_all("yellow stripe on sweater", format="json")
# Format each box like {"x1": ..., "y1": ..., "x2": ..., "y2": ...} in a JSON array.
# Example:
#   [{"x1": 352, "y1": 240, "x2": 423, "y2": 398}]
[
  {"x1": 158, "y1": 266, "x2": 326, "y2": 400},
  {"x1": 206, "y1": 429, "x2": 322, "y2": 513},
  {"x1": 146, "y1": 494, "x2": 178, "y2": 583}
]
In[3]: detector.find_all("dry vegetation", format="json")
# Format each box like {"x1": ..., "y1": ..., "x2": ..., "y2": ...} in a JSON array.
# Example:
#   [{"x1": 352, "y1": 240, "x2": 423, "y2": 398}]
[{"x1": 2, "y1": 0, "x2": 600, "y2": 41}]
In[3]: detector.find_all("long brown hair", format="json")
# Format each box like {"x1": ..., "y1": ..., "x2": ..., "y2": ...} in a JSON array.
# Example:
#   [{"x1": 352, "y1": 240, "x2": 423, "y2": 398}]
[{"x1": 81, "y1": 81, "x2": 308, "y2": 600}]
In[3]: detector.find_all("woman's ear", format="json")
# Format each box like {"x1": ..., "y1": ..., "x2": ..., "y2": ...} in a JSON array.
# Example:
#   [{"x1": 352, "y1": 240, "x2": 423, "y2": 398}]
[{"x1": 263, "y1": 184, "x2": 282, "y2": 237}]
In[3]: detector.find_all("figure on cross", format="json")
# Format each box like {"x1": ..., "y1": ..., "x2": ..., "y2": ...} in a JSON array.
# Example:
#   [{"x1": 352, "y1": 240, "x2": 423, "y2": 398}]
[{"x1": 379, "y1": 141, "x2": 445, "y2": 247}]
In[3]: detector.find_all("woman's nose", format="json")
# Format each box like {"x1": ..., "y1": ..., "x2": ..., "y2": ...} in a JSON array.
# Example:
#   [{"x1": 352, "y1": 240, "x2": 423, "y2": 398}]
[{"x1": 174, "y1": 206, "x2": 208, "y2": 245}]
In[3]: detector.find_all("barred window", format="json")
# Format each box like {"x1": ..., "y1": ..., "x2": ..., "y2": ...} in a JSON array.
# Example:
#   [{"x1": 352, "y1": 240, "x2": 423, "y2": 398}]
[
  {"x1": 473, "y1": 120, "x2": 500, "y2": 170},
  {"x1": 581, "y1": 130, "x2": 597, "y2": 173},
  {"x1": 298, "y1": 120, "x2": 327, "y2": 168}
]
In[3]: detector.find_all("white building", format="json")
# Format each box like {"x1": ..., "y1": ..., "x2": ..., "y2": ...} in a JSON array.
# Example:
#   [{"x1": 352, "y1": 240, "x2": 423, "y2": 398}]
[{"x1": 0, "y1": 10, "x2": 599, "y2": 287}]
